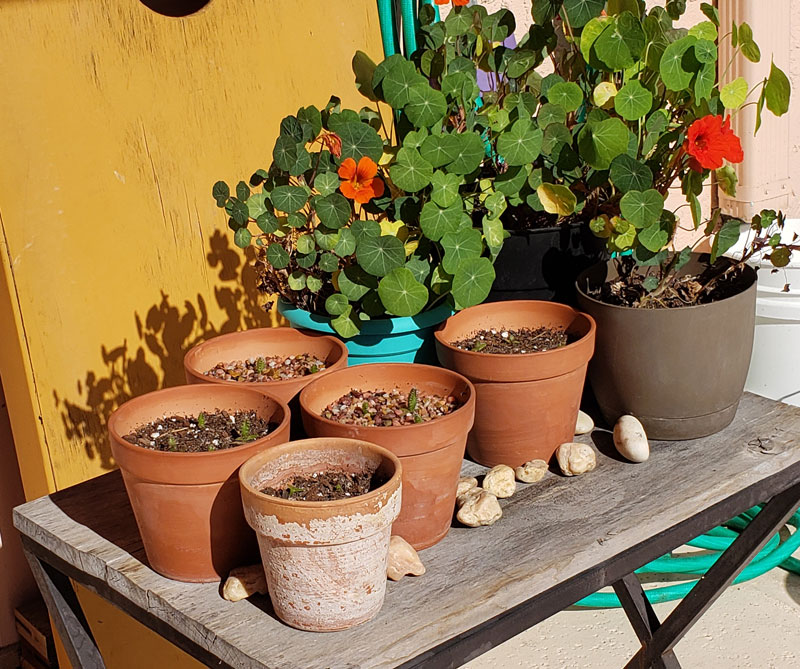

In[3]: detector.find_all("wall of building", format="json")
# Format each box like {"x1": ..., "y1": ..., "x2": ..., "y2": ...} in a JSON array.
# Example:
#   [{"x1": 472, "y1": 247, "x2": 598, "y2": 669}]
[
  {"x1": 0, "y1": 0, "x2": 385, "y2": 664},
  {"x1": 0, "y1": 379, "x2": 36, "y2": 646}
]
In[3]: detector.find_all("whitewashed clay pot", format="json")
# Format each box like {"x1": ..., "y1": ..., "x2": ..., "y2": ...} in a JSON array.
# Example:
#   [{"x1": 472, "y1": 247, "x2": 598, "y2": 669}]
[{"x1": 239, "y1": 438, "x2": 402, "y2": 632}]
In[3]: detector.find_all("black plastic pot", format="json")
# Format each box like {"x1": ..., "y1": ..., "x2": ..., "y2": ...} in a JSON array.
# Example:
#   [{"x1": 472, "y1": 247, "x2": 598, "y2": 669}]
[
  {"x1": 487, "y1": 222, "x2": 608, "y2": 304},
  {"x1": 576, "y1": 255, "x2": 757, "y2": 440}
]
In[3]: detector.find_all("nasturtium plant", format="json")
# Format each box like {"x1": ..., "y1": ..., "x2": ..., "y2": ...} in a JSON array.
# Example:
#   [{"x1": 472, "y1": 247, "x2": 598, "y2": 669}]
[{"x1": 213, "y1": 40, "x2": 501, "y2": 335}]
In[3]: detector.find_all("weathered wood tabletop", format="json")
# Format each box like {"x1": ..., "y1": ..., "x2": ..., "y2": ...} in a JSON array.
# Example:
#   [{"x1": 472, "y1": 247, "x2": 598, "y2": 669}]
[{"x1": 14, "y1": 393, "x2": 800, "y2": 669}]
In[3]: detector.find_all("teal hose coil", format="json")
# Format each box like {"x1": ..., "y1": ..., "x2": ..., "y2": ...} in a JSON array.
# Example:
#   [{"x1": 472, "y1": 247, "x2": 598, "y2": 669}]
[
  {"x1": 377, "y1": 0, "x2": 439, "y2": 58},
  {"x1": 577, "y1": 505, "x2": 800, "y2": 607}
]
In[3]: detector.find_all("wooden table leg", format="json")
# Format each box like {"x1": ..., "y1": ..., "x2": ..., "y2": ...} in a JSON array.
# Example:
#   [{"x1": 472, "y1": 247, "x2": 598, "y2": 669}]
[
  {"x1": 623, "y1": 480, "x2": 800, "y2": 669},
  {"x1": 23, "y1": 549, "x2": 106, "y2": 669},
  {"x1": 612, "y1": 573, "x2": 681, "y2": 669}
]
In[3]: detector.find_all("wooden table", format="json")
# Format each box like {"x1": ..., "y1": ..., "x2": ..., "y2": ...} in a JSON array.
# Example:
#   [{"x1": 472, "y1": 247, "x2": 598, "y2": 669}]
[{"x1": 14, "y1": 393, "x2": 800, "y2": 669}]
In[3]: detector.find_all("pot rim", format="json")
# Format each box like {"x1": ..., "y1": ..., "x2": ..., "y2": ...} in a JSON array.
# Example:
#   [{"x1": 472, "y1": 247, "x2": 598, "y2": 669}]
[
  {"x1": 575, "y1": 256, "x2": 758, "y2": 312},
  {"x1": 183, "y1": 328, "x2": 348, "y2": 390},
  {"x1": 433, "y1": 300, "x2": 596, "y2": 360},
  {"x1": 108, "y1": 384, "x2": 291, "y2": 461},
  {"x1": 298, "y1": 362, "x2": 476, "y2": 435},
  {"x1": 277, "y1": 299, "x2": 455, "y2": 336},
  {"x1": 238, "y1": 437, "x2": 402, "y2": 511}
]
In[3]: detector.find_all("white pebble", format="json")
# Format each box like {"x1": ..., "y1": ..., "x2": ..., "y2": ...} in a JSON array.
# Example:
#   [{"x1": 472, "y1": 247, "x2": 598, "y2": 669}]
[
  {"x1": 556, "y1": 442, "x2": 597, "y2": 476},
  {"x1": 575, "y1": 410, "x2": 594, "y2": 435},
  {"x1": 515, "y1": 459, "x2": 548, "y2": 483},
  {"x1": 501, "y1": 331, "x2": 509, "y2": 338},
  {"x1": 482, "y1": 465, "x2": 516, "y2": 498},
  {"x1": 613, "y1": 415, "x2": 650, "y2": 463},
  {"x1": 150, "y1": 432, "x2": 160, "y2": 439}
]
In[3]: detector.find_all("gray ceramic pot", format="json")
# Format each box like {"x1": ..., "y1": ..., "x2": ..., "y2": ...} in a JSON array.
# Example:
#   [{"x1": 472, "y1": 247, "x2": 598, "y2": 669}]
[{"x1": 576, "y1": 255, "x2": 757, "y2": 440}]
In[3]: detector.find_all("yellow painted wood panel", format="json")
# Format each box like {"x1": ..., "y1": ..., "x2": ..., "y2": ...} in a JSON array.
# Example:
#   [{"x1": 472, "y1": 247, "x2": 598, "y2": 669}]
[{"x1": 0, "y1": 0, "x2": 383, "y2": 491}]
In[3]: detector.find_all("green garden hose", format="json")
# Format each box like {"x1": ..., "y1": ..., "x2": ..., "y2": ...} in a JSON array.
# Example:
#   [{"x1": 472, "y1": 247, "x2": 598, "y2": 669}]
[
  {"x1": 377, "y1": 0, "x2": 439, "y2": 58},
  {"x1": 577, "y1": 505, "x2": 800, "y2": 607}
]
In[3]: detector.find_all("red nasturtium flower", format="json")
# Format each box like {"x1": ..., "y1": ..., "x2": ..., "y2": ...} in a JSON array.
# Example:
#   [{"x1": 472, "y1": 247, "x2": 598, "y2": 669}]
[
  {"x1": 684, "y1": 114, "x2": 744, "y2": 171},
  {"x1": 338, "y1": 156, "x2": 385, "y2": 204}
]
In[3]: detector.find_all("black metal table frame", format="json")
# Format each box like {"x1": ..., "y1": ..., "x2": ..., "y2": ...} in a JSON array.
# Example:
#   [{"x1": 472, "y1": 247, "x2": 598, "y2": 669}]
[{"x1": 22, "y1": 472, "x2": 800, "y2": 669}]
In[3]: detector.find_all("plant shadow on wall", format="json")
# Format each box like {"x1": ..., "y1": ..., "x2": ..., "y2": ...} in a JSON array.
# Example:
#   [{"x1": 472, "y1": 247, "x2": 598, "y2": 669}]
[{"x1": 54, "y1": 230, "x2": 275, "y2": 470}]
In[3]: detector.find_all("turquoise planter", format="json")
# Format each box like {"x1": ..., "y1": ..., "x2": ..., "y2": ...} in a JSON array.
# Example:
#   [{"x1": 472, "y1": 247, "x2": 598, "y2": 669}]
[{"x1": 277, "y1": 301, "x2": 454, "y2": 365}]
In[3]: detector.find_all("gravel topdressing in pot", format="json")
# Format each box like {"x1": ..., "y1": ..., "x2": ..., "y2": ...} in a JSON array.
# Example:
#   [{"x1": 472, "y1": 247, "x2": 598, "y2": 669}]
[{"x1": 322, "y1": 388, "x2": 460, "y2": 427}]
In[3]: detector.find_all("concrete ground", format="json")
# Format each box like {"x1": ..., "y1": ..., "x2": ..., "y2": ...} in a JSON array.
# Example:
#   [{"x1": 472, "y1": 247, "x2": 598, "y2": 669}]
[{"x1": 466, "y1": 552, "x2": 800, "y2": 668}]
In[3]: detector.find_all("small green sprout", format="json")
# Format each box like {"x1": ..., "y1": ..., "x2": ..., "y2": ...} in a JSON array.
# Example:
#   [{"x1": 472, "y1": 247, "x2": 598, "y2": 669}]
[
  {"x1": 255, "y1": 357, "x2": 267, "y2": 374},
  {"x1": 310, "y1": 364, "x2": 319, "y2": 374},
  {"x1": 197, "y1": 412, "x2": 206, "y2": 429},
  {"x1": 287, "y1": 484, "x2": 305, "y2": 497},
  {"x1": 167, "y1": 435, "x2": 178, "y2": 452},
  {"x1": 472, "y1": 341, "x2": 487, "y2": 352},
  {"x1": 408, "y1": 388, "x2": 418, "y2": 413},
  {"x1": 236, "y1": 417, "x2": 258, "y2": 443}
]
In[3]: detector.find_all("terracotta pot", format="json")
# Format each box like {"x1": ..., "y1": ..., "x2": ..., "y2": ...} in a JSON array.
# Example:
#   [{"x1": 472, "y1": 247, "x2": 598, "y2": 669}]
[
  {"x1": 239, "y1": 438, "x2": 402, "y2": 632},
  {"x1": 435, "y1": 301, "x2": 595, "y2": 468},
  {"x1": 183, "y1": 327, "x2": 348, "y2": 404},
  {"x1": 108, "y1": 385, "x2": 290, "y2": 582},
  {"x1": 576, "y1": 255, "x2": 757, "y2": 439},
  {"x1": 299, "y1": 364, "x2": 475, "y2": 550}
]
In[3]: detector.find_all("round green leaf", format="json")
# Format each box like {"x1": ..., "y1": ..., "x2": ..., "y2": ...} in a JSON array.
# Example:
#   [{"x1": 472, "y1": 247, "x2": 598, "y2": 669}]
[
  {"x1": 334, "y1": 228, "x2": 357, "y2": 257},
  {"x1": 420, "y1": 134, "x2": 457, "y2": 168},
  {"x1": 577, "y1": 117, "x2": 629, "y2": 169},
  {"x1": 331, "y1": 307, "x2": 361, "y2": 338},
  {"x1": 542, "y1": 123, "x2": 573, "y2": 156},
  {"x1": 296, "y1": 251, "x2": 317, "y2": 268},
  {"x1": 317, "y1": 253, "x2": 337, "y2": 273},
  {"x1": 619, "y1": 189, "x2": 664, "y2": 228},
  {"x1": 287, "y1": 271, "x2": 306, "y2": 291},
  {"x1": 405, "y1": 84, "x2": 447, "y2": 128},
  {"x1": 547, "y1": 82, "x2": 583, "y2": 113},
  {"x1": 770, "y1": 247, "x2": 791, "y2": 268},
  {"x1": 452, "y1": 257, "x2": 495, "y2": 309},
  {"x1": 720, "y1": 77, "x2": 748, "y2": 109},
  {"x1": 378, "y1": 268, "x2": 429, "y2": 317},
  {"x1": 338, "y1": 265, "x2": 378, "y2": 300},
  {"x1": 325, "y1": 293, "x2": 350, "y2": 316},
  {"x1": 638, "y1": 221, "x2": 670, "y2": 253},
  {"x1": 645, "y1": 109, "x2": 669, "y2": 134},
  {"x1": 538, "y1": 103, "x2": 567, "y2": 128},
  {"x1": 350, "y1": 219, "x2": 381, "y2": 240},
  {"x1": 580, "y1": 16, "x2": 612, "y2": 69},
  {"x1": 614, "y1": 80, "x2": 653, "y2": 121},
  {"x1": 256, "y1": 211, "x2": 279, "y2": 234},
  {"x1": 227, "y1": 198, "x2": 249, "y2": 226},
  {"x1": 389, "y1": 147, "x2": 434, "y2": 192},
  {"x1": 609, "y1": 154, "x2": 653, "y2": 192},
  {"x1": 594, "y1": 13, "x2": 644, "y2": 70},
  {"x1": 405, "y1": 255, "x2": 431, "y2": 283},
  {"x1": 286, "y1": 213, "x2": 307, "y2": 228},
  {"x1": 430, "y1": 170, "x2": 462, "y2": 208},
  {"x1": 234, "y1": 227, "x2": 252, "y2": 248},
  {"x1": 660, "y1": 36, "x2": 698, "y2": 91},
  {"x1": 506, "y1": 49, "x2": 538, "y2": 78},
  {"x1": 693, "y1": 38, "x2": 717, "y2": 64},
  {"x1": 314, "y1": 193, "x2": 350, "y2": 229},
  {"x1": 446, "y1": 132, "x2": 486, "y2": 175},
  {"x1": 212, "y1": 181, "x2": 230, "y2": 207},
  {"x1": 420, "y1": 201, "x2": 462, "y2": 241},
  {"x1": 245, "y1": 192, "x2": 268, "y2": 220},
  {"x1": 271, "y1": 185, "x2": 308, "y2": 213},
  {"x1": 441, "y1": 228, "x2": 483, "y2": 274},
  {"x1": 382, "y1": 59, "x2": 426, "y2": 108},
  {"x1": 296, "y1": 233, "x2": 315, "y2": 254},
  {"x1": 537, "y1": 183, "x2": 577, "y2": 217},
  {"x1": 306, "y1": 276, "x2": 323, "y2": 293},
  {"x1": 496, "y1": 119, "x2": 543, "y2": 167},
  {"x1": 356, "y1": 235, "x2": 406, "y2": 277},
  {"x1": 336, "y1": 121, "x2": 383, "y2": 163},
  {"x1": 495, "y1": 165, "x2": 529, "y2": 197},
  {"x1": 314, "y1": 225, "x2": 340, "y2": 251},
  {"x1": 563, "y1": 0, "x2": 604, "y2": 28},
  {"x1": 689, "y1": 20, "x2": 717, "y2": 42},
  {"x1": 314, "y1": 171, "x2": 340, "y2": 197},
  {"x1": 266, "y1": 243, "x2": 289, "y2": 269}
]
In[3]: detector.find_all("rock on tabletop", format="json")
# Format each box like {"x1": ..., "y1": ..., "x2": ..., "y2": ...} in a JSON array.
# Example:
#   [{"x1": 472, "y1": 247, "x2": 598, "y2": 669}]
[
  {"x1": 457, "y1": 490, "x2": 503, "y2": 527},
  {"x1": 613, "y1": 415, "x2": 650, "y2": 463},
  {"x1": 575, "y1": 410, "x2": 594, "y2": 435},
  {"x1": 387, "y1": 536, "x2": 425, "y2": 581},
  {"x1": 457, "y1": 476, "x2": 479, "y2": 497},
  {"x1": 556, "y1": 442, "x2": 597, "y2": 476},
  {"x1": 222, "y1": 565, "x2": 267, "y2": 602},
  {"x1": 515, "y1": 459, "x2": 548, "y2": 483},
  {"x1": 482, "y1": 465, "x2": 516, "y2": 498}
]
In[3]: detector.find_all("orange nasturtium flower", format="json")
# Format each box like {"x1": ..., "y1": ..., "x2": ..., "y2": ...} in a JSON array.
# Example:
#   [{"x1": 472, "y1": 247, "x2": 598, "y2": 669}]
[
  {"x1": 684, "y1": 115, "x2": 744, "y2": 171},
  {"x1": 436, "y1": 0, "x2": 469, "y2": 5},
  {"x1": 337, "y1": 156, "x2": 385, "y2": 204},
  {"x1": 321, "y1": 132, "x2": 342, "y2": 159}
]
